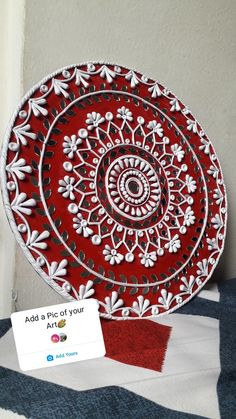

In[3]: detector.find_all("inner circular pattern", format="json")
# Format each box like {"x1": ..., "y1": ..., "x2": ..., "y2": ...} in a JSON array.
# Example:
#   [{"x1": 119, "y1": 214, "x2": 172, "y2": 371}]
[
  {"x1": 126, "y1": 177, "x2": 144, "y2": 198},
  {"x1": 96, "y1": 144, "x2": 169, "y2": 231},
  {"x1": 1, "y1": 62, "x2": 227, "y2": 320},
  {"x1": 106, "y1": 154, "x2": 161, "y2": 221}
]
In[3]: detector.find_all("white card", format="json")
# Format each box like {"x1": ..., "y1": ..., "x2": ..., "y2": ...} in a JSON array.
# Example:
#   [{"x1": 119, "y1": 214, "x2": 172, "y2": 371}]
[{"x1": 11, "y1": 299, "x2": 106, "y2": 371}]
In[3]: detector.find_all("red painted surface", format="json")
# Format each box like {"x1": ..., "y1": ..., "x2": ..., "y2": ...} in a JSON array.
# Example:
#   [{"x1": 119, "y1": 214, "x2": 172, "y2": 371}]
[{"x1": 102, "y1": 319, "x2": 171, "y2": 372}]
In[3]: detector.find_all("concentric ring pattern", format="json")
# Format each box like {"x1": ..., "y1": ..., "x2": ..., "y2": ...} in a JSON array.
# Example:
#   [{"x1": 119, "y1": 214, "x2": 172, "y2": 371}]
[{"x1": 1, "y1": 63, "x2": 227, "y2": 318}]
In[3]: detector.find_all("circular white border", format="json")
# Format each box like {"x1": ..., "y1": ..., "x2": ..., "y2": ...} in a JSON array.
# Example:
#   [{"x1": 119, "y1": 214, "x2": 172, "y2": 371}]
[{"x1": 0, "y1": 61, "x2": 228, "y2": 319}]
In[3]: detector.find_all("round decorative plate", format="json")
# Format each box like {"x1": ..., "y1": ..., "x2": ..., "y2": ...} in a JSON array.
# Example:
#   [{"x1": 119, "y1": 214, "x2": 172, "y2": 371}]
[{"x1": 1, "y1": 62, "x2": 227, "y2": 319}]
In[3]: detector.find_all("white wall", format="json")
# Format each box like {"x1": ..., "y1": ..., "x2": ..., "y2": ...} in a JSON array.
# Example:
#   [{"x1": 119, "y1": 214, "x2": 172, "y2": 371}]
[
  {"x1": 2, "y1": 0, "x2": 236, "y2": 312},
  {"x1": 0, "y1": 0, "x2": 25, "y2": 317}
]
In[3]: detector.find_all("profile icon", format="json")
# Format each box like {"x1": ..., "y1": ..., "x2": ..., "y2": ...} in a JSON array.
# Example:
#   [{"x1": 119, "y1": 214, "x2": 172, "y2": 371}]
[
  {"x1": 59, "y1": 333, "x2": 67, "y2": 342},
  {"x1": 51, "y1": 334, "x2": 60, "y2": 343}
]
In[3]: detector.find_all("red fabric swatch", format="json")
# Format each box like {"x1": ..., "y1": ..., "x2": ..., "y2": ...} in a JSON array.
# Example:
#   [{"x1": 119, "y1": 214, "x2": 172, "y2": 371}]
[{"x1": 101, "y1": 319, "x2": 171, "y2": 372}]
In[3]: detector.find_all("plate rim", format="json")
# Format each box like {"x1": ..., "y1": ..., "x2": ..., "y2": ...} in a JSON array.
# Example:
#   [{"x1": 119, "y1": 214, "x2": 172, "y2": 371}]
[{"x1": 0, "y1": 61, "x2": 228, "y2": 318}]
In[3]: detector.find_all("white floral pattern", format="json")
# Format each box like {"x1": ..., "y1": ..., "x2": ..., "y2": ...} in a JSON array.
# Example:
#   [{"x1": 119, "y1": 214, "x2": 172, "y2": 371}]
[
  {"x1": 197, "y1": 259, "x2": 209, "y2": 276},
  {"x1": 207, "y1": 237, "x2": 218, "y2": 251},
  {"x1": 52, "y1": 78, "x2": 69, "y2": 98},
  {"x1": 180, "y1": 275, "x2": 195, "y2": 293},
  {"x1": 75, "y1": 69, "x2": 90, "y2": 88},
  {"x1": 103, "y1": 245, "x2": 124, "y2": 265},
  {"x1": 125, "y1": 70, "x2": 139, "y2": 88},
  {"x1": 139, "y1": 251, "x2": 157, "y2": 268},
  {"x1": 116, "y1": 107, "x2": 133, "y2": 122},
  {"x1": 187, "y1": 119, "x2": 198, "y2": 133},
  {"x1": 171, "y1": 144, "x2": 185, "y2": 162},
  {"x1": 86, "y1": 112, "x2": 105, "y2": 130},
  {"x1": 183, "y1": 206, "x2": 196, "y2": 226},
  {"x1": 73, "y1": 214, "x2": 93, "y2": 237},
  {"x1": 199, "y1": 138, "x2": 210, "y2": 154},
  {"x1": 58, "y1": 176, "x2": 76, "y2": 200},
  {"x1": 207, "y1": 165, "x2": 219, "y2": 179},
  {"x1": 147, "y1": 120, "x2": 163, "y2": 137},
  {"x1": 100, "y1": 65, "x2": 116, "y2": 83},
  {"x1": 104, "y1": 291, "x2": 124, "y2": 314},
  {"x1": 185, "y1": 175, "x2": 197, "y2": 193},
  {"x1": 213, "y1": 189, "x2": 223, "y2": 205},
  {"x1": 158, "y1": 289, "x2": 173, "y2": 309},
  {"x1": 63, "y1": 135, "x2": 82, "y2": 159},
  {"x1": 165, "y1": 234, "x2": 181, "y2": 253}
]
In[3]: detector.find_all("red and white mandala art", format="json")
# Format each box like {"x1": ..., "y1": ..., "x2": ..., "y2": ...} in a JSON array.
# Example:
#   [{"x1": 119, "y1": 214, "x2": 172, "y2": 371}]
[{"x1": 1, "y1": 63, "x2": 227, "y2": 319}]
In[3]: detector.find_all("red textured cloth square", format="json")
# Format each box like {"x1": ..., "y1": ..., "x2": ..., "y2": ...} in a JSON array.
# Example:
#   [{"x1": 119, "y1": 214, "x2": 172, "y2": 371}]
[{"x1": 101, "y1": 319, "x2": 171, "y2": 372}]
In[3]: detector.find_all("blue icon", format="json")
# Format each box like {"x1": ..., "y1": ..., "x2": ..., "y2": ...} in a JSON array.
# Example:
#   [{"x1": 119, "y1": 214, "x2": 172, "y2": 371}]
[{"x1": 47, "y1": 354, "x2": 54, "y2": 362}]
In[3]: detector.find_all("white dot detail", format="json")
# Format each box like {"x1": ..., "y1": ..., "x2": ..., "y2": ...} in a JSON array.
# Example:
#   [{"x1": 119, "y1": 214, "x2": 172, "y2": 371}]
[
  {"x1": 137, "y1": 116, "x2": 144, "y2": 124},
  {"x1": 36, "y1": 257, "x2": 45, "y2": 267},
  {"x1": 92, "y1": 235, "x2": 102, "y2": 245},
  {"x1": 62, "y1": 282, "x2": 72, "y2": 292},
  {"x1": 7, "y1": 181, "x2": 16, "y2": 191},
  {"x1": 18, "y1": 224, "x2": 27, "y2": 233},
  {"x1": 78, "y1": 129, "x2": 88, "y2": 139},
  {"x1": 62, "y1": 70, "x2": 70, "y2": 78},
  {"x1": 63, "y1": 162, "x2": 73, "y2": 172},
  {"x1": 125, "y1": 253, "x2": 134, "y2": 262},
  {"x1": 8, "y1": 142, "x2": 19, "y2": 152},
  {"x1": 40, "y1": 84, "x2": 48, "y2": 93},
  {"x1": 105, "y1": 112, "x2": 113, "y2": 121},
  {"x1": 68, "y1": 203, "x2": 78, "y2": 214},
  {"x1": 19, "y1": 110, "x2": 27, "y2": 119}
]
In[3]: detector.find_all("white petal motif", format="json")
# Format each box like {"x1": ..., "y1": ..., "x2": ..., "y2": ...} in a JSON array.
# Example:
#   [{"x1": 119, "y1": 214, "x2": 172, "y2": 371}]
[
  {"x1": 48, "y1": 259, "x2": 68, "y2": 278},
  {"x1": 100, "y1": 65, "x2": 116, "y2": 84},
  {"x1": 28, "y1": 230, "x2": 50, "y2": 249},
  {"x1": 7, "y1": 158, "x2": 32, "y2": 180},
  {"x1": 132, "y1": 295, "x2": 150, "y2": 316},
  {"x1": 104, "y1": 291, "x2": 124, "y2": 314},
  {"x1": 78, "y1": 280, "x2": 95, "y2": 299},
  {"x1": 30, "y1": 98, "x2": 48, "y2": 117},
  {"x1": 12, "y1": 192, "x2": 36, "y2": 215},
  {"x1": 14, "y1": 124, "x2": 37, "y2": 145},
  {"x1": 148, "y1": 83, "x2": 162, "y2": 98},
  {"x1": 52, "y1": 78, "x2": 69, "y2": 98},
  {"x1": 170, "y1": 98, "x2": 181, "y2": 112},
  {"x1": 158, "y1": 289, "x2": 173, "y2": 309},
  {"x1": 75, "y1": 69, "x2": 90, "y2": 88},
  {"x1": 125, "y1": 70, "x2": 139, "y2": 88}
]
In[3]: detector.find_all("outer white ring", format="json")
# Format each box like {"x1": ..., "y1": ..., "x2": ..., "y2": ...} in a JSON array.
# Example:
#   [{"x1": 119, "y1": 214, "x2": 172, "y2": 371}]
[{"x1": 0, "y1": 61, "x2": 228, "y2": 319}]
